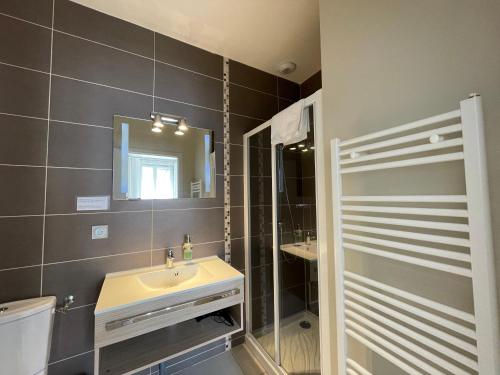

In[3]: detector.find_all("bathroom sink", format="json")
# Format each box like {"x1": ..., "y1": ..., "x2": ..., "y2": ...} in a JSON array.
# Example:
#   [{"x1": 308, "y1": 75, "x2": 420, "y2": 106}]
[
  {"x1": 281, "y1": 241, "x2": 318, "y2": 261},
  {"x1": 94, "y1": 256, "x2": 244, "y2": 348},
  {"x1": 137, "y1": 263, "x2": 207, "y2": 289}
]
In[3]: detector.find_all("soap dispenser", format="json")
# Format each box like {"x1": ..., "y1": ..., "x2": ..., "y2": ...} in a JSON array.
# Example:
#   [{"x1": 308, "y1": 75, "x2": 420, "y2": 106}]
[{"x1": 183, "y1": 234, "x2": 193, "y2": 261}]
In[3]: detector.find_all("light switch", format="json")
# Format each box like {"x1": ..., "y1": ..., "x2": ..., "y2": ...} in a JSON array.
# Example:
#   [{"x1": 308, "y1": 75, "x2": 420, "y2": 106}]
[{"x1": 92, "y1": 225, "x2": 108, "y2": 240}]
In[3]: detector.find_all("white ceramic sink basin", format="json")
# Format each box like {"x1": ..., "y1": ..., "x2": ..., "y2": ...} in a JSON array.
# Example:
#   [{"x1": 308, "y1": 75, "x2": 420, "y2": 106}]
[
  {"x1": 138, "y1": 263, "x2": 207, "y2": 289},
  {"x1": 281, "y1": 240, "x2": 318, "y2": 261},
  {"x1": 95, "y1": 256, "x2": 243, "y2": 316}
]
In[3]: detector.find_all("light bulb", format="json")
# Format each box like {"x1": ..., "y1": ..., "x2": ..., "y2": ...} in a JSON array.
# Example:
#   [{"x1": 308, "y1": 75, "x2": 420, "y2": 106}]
[
  {"x1": 298, "y1": 144, "x2": 305, "y2": 148},
  {"x1": 178, "y1": 118, "x2": 189, "y2": 132},
  {"x1": 289, "y1": 147, "x2": 297, "y2": 151},
  {"x1": 151, "y1": 126, "x2": 162, "y2": 133},
  {"x1": 302, "y1": 148, "x2": 308, "y2": 152},
  {"x1": 153, "y1": 114, "x2": 163, "y2": 128},
  {"x1": 174, "y1": 130, "x2": 184, "y2": 136}
]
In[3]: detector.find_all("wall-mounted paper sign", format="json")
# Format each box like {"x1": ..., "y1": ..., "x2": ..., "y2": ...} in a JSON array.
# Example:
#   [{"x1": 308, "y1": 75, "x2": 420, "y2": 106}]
[{"x1": 76, "y1": 196, "x2": 110, "y2": 211}]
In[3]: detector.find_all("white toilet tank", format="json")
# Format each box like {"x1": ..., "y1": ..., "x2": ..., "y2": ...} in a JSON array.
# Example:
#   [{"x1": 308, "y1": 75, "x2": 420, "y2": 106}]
[{"x1": 0, "y1": 296, "x2": 56, "y2": 375}]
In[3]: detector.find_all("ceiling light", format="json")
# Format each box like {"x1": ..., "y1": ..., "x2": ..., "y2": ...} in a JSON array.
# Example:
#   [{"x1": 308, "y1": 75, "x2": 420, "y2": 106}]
[
  {"x1": 298, "y1": 144, "x2": 305, "y2": 148},
  {"x1": 178, "y1": 118, "x2": 189, "y2": 132},
  {"x1": 152, "y1": 113, "x2": 164, "y2": 129},
  {"x1": 278, "y1": 61, "x2": 297, "y2": 75}
]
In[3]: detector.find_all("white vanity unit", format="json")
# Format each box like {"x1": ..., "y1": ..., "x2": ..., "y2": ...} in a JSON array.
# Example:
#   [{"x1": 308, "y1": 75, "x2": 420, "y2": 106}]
[{"x1": 94, "y1": 256, "x2": 244, "y2": 375}]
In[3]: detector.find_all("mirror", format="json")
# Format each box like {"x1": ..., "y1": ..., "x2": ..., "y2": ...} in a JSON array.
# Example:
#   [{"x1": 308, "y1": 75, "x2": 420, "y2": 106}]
[{"x1": 113, "y1": 115, "x2": 216, "y2": 200}]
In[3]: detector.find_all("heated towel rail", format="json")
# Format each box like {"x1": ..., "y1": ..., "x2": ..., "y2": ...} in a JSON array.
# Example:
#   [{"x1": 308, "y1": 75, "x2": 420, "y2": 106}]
[{"x1": 331, "y1": 94, "x2": 499, "y2": 375}]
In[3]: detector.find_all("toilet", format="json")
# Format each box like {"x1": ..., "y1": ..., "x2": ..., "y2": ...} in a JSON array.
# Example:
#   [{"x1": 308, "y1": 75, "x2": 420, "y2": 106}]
[{"x1": 0, "y1": 296, "x2": 56, "y2": 375}]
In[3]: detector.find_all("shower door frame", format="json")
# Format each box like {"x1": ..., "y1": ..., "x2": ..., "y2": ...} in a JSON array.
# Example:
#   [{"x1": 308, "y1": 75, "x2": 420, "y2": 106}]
[{"x1": 243, "y1": 89, "x2": 332, "y2": 374}]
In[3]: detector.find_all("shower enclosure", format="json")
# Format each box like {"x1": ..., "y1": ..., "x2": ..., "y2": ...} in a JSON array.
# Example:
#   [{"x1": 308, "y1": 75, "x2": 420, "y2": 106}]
[{"x1": 243, "y1": 91, "x2": 330, "y2": 374}]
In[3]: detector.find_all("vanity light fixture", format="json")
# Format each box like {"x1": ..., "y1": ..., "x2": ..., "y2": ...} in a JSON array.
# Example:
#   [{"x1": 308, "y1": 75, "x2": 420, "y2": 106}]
[{"x1": 150, "y1": 112, "x2": 190, "y2": 135}]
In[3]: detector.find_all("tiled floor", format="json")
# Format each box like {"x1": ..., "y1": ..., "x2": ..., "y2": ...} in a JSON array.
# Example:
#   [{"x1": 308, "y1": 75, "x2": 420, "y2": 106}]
[{"x1": 175, "y1": 345, "x2": 266, "y2": 375}]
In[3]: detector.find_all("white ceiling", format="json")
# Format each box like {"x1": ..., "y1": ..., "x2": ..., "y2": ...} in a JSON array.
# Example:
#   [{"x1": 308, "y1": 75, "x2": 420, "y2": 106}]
[{"x1": 71, "y1": 0, "x2": 321, "y2": 83}]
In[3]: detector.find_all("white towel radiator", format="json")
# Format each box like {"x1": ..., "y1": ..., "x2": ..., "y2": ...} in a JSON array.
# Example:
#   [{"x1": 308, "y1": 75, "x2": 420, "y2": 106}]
[{"x1": 331, "y1": 94, "x2": 499, "y2": 375}]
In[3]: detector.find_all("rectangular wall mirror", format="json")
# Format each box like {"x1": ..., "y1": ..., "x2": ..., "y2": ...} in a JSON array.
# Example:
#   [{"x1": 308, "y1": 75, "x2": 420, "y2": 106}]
[{"x1": 113, "y1": 115, "x2": 216, "y2": 200}]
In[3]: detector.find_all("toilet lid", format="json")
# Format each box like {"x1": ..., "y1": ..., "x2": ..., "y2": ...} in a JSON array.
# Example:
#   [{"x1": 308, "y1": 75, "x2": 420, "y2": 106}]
[{"x1": 0, "y1": 296, "x2": 56, "y2": 325}]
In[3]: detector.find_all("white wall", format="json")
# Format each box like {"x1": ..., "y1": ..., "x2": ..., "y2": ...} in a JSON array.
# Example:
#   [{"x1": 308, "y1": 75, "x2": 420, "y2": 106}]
[{"x1": 319, "y1": 0, "x2": 500, "y2": 372}]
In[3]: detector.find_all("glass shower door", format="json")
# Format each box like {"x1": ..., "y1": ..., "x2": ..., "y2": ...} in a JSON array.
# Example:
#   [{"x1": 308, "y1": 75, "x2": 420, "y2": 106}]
[
  {"x1": 276, "y1": 106, "x2": 320, "y2": 374},
  {"x1": 247, "y1": 127, "x2": 276, "y2": 360}
]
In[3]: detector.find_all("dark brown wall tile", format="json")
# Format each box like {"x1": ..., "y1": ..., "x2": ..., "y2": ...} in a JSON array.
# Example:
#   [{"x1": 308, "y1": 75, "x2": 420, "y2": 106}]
[
  {"x1": 300, "y1": 70, "x2": 322, "y2": 99},
  {"x1": 230, "y1": 206, "x2": 244, "y2": 239},
  {"x1": 0, "y1": 114, "x2": 47, "y2": 165},
  {"x1": 45, "y1": 168, "x2": 110, "y2": 214},
  {"x1": 229, "y1": 83, "x2": 278, "y2": 120},
  {"x1": 152, "y1": 241, "x2": 224, "y2": 266},
  {"x1": 0, "y1": 0, "x2": 53, "y2": 26},
  {"x1": 230, "y1": 238, "x2": 245, "y2": 271},
  {"x1": 52, "y1": 32, "x2": 154, "y2": 94},
  {"x1": 0, "y1": 166, "x2": 45, "y2": 215},
  {"x1": 230, "y1": 144, "x2": 243, "y2": 175},
  {"x1": 155, "y1": 62, "x2": 222, "y2": 110},
  {"x1": 44, "y1": 211, "x2": 152, "y2": 263},
  {"x1": 54, "y1": 0, "x2": 154, "y2": 57},
  {"x1": 0, "y1": 14, "x2": 51, "y2": 71},
  {"x1": 229, "y1": 114, "x2": 262, "y2": 145},
  {"x1": 50, "y1": 76, "x2": 152, "y2": 127},
  {"x1": 45, "y1": 168, "x2": 151, "y2": 214},
  {"x1": 248, "y1": 126, "x2": 270, "y2": 148},
  {"x1": 0, "y1": 216, "x2": 42, "y2": 269},
  {"x1": 154, "y1": 97, "x2": 222, "y2": 143},
  {"x1": 48, "y1": 350, "x2": 94, "y2": 375},
  {"x1": 250, "y1": 234, "x2": 273, "y2": 268},
  {"x1": 42, "y1": 252, "x2": 150, "y2": 307},
  {"x1": 249, "y1": 205, "x2": 272, "y2": 236},
  {"x1": 251, "y1": 264, "x2": 273, "y2": 296},
  {"x1": 249, "y1": 146, "x2": 272, "y2": 177},
  {"x1": 278, "y1": 78, "x2": 300, "y2": 101},
  {"x1": 230, "y1": 176, "x2": 243, "y2": 207},
  {"x1": 155, "y1": 34, "x2": 223, "y2": 79},
  {"x1": 279, "y1": 98, "x2": 295, "y2": 111},
  {"x1": 48, "y1": 122, "x2": 112, "y2": 169},
  {"x1": 229, "y1": 60, "x2": 277, "y2": 95},
  {"x1": 153, "y1": 208, "x2": 224, "y2": 248},
  {"x1": 0, "y1": 266, "x2": 40, "y2": 303},
  {"x1": 0, "y1": 64, "x2": 49, "y2": 118},
  {"x1": 249, "y1": 176, "x2": 272, "y2": 206},
  {"x1": 50, "y1": 304, "x2": 94, "y2": 363}
]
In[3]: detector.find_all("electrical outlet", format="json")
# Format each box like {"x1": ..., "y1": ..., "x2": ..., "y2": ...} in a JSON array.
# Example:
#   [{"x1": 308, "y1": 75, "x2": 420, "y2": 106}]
[{"x1": 92, "y1": 225, "x2": 108, "y2": 240}]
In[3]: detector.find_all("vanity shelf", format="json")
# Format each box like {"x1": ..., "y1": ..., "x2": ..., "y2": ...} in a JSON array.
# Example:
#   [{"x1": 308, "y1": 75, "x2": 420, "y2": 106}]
[{"x1": 99, "y1": 307, "x2": 242, "y2": 375}]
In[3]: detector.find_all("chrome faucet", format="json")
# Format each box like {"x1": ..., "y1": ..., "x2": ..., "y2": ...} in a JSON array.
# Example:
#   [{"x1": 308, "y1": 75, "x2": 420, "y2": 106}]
[{"x1": 166, "y1": 248, "x2": 175, "y2": 269}]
